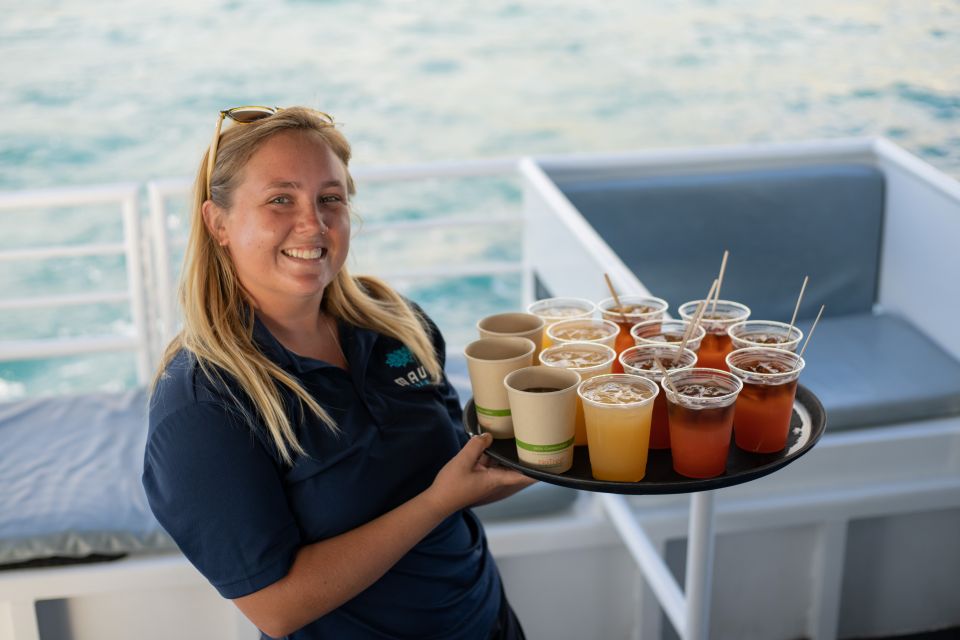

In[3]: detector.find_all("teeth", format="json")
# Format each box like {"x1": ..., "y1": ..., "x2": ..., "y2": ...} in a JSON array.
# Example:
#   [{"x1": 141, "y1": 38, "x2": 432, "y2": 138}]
[{"x1": 283, "y1": 247, "x2": 325, "y2": 260}]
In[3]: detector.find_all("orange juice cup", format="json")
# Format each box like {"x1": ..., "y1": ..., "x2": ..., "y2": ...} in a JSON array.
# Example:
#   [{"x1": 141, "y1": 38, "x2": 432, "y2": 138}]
[
  {"x1": 619, "y1": 344, "x2": 698, "y2": 450},
  {"x1": 577, "y1": 374, "x2": 659, "y2": 482},
  {"x1": 728, "y1": 320, "x2": 803, "y2": 353},
  {"x1": 662, "y1": 368, "x2": 742, "y2": 479},
  {"x1": 726, "y1": 347, "x2": 805, "y2": 453},
  {"x1": 631, "y1": 318, "x2": 707, "y2": 354},
  {"x1": 527, "y1": 297, "x2": 596, "y2": 349},
  {"x1": 539, "y1": 342, "x2": 617, "y2": 446},
  {"x1": 598, "y1": 295, "x2": 668, "y2": 374},
  {"x1": 678, "y1": 300, "x2": 750, "y2": 372}
]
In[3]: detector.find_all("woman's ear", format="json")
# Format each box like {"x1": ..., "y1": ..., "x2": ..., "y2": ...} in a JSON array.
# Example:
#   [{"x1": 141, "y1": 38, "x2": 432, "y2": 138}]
[{"x1": 201, "y1": 200, "x2": 229, "y2": 246}]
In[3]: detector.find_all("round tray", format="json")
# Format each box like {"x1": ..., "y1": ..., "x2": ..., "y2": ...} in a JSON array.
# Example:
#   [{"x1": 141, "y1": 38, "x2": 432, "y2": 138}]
[{"x1": 463, "y1": 384, "x2": 826, "y2": 495}]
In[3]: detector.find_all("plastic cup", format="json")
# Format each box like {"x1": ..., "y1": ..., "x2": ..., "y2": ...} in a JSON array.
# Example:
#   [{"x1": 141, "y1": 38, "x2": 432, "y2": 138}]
[
  {"x1": 527, "y1": 297, "x2": 596, "y2": 349},
  {"x1": 597, "y1": 295, "x2": 668, "y2": 373},
  {"x1": 477, "y1": 312, "x2": 546, "y2": 359},
  {"x1": 464, "y1": 337, "x2": 537, "y2": 438},
  {"x1": 661, "y1": 368, "x2": 743, "y2": 479},
  {"x1": 619, "y1": 344, "x2": 698, "y2": 450},
  {"x1": 631, "y1": 319, "x2": 707, "y2": 354},
  {"x1": 577, "y1": 374, "x2": 659, "y2": 481},
  {"x1": 539, "y1": 342, "x2": 617, "y2": 446},
  {"x1": 678, "y1": 300, "x2": 751, "y2": 371},
  {"x1": 727, "y1": 320, "x2": 803, "y2": 353},
  {"x1": 503, "y1": 366, "x2": 581, "y2": 473},
  {"x1": 546, "y1": 318, "x2": 619, "y2": 350},
  {"x1": 726, "y1": 347, "x2": 805, "y2": 453}
]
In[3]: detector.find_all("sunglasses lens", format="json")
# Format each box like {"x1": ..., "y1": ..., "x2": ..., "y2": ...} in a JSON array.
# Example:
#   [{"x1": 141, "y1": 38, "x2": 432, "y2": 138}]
[{"x1": 226, "y1": 107, "x2": 277, "y2": 123}]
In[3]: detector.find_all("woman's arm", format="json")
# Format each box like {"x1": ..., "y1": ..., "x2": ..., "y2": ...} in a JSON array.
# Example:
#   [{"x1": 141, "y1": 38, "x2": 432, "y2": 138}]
[{"x1": 232, "y1": 433, "x2": 529, "y2": 638}]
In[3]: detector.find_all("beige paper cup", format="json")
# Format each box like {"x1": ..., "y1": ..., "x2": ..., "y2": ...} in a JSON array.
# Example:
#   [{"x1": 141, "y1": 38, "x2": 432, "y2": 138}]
[
  {"x1": 464, "y1": 337, "x2": 537, "y2": 438},
  {"x1": 477, "y1": 312, "x2": 546, "y2": 358},
  {"x1": 503, "y1": 366, "x2": 581, "y2": 473}
]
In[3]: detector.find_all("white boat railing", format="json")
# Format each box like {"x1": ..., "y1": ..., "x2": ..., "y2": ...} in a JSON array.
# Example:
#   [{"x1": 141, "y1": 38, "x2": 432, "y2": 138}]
[{"x1": 0, "y1": 183, "x2": 152, "y2": 384}]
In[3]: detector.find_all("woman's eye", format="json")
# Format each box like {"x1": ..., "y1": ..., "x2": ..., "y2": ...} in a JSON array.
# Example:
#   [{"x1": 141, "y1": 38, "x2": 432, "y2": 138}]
[
  {"x1": 269, "y1": 195, "x2": 292, "y2": 205},
  {"x1": 319, "y1": 194, "x2": 342, "y2": 204}
]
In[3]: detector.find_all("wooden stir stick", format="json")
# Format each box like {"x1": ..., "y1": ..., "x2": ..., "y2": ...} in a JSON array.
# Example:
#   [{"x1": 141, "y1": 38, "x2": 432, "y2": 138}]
[
  {"x1": 786, "y1": 275, "x2": 809, "y2": 342},
  {"x1": 603, "y1": 273, "x2": 629, "y2": 324},
  {"x1": 677, "y1": 278, "x2": 718, "y2": 361},
  {"x1": 710, "y1": 249, "x2": 729, "y2": 315},
  {"x1": 798, "y1": 304, "x2": 825, "y2": 360}
]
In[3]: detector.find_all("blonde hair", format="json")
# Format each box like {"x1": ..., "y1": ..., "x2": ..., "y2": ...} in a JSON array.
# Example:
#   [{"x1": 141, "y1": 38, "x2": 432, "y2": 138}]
[{"x1": 153, "y1": 107, "x2": 442, "y2": 464}]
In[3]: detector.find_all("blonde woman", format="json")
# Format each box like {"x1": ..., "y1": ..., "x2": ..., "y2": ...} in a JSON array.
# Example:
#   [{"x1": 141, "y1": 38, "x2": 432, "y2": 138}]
[{"x1": 142, "y1": 106, "x2": 534, "y2": 639}]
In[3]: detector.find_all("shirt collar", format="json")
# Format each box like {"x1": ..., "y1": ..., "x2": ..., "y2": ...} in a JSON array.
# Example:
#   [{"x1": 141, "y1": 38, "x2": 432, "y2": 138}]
[{"x1": 252, "y1": 313, "x2": 379, "y2": 376}]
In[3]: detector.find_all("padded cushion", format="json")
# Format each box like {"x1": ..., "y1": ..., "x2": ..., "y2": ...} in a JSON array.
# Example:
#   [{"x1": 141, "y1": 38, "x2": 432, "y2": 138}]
[
  {"x1": 556, "y1": 164, "x2": 885, "y2": 321},
  {"x1": 0, "y1": 389, "x2": 175, "y2": 567},
  {"x1": 797, "y1": 312, "x2": 960, "y2": 430}
]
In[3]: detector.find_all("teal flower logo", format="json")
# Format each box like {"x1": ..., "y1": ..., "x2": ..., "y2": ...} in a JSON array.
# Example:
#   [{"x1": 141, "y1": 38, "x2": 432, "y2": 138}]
[{"x1": 385, "y1": 346, "x2": 415, "y2": 368}]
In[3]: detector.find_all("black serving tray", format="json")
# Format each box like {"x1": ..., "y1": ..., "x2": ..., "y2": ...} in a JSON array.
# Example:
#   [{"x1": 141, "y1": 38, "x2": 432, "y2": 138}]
[{"x1": 463, "y1": 384, "x2": 826, "y2": 495}]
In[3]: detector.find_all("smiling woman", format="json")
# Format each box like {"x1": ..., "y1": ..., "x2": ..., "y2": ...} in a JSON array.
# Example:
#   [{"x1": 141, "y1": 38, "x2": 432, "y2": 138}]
[{"x1": 142, "y1": 106, "x2": 536, "y2": 639}]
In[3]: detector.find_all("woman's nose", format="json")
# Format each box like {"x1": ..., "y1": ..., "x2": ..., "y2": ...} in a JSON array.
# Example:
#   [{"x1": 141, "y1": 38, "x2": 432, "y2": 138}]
[{"x1": 294, "y1": 203, "x2": 328, "y2": 234}]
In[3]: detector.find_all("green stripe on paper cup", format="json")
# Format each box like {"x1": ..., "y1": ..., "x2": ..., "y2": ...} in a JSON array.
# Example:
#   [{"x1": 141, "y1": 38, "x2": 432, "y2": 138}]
[
  {"x1": 475, "y1": 405, "x2": 511, "y2": 417},
  {"x1": 515, "y1": 437, "x2": 575, "y2": 453}
]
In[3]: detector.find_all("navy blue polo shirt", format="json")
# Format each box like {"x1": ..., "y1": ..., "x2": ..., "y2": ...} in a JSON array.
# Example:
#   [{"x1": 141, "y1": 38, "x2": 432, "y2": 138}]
[{"x1": 142, "y1": 312, "x2": 501, "y2": 639}]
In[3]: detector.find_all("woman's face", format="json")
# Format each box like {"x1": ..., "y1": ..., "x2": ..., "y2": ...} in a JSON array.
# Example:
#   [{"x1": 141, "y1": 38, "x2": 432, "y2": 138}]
[{"x1": 205, "y1": 130, "x2": 351, "y2": 313}]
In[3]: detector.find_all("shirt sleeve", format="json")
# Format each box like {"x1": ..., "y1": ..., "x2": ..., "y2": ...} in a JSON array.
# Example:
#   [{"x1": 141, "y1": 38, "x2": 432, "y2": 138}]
[{"x1": 142, "y1": 402, "x2": 301, "y2": 599}]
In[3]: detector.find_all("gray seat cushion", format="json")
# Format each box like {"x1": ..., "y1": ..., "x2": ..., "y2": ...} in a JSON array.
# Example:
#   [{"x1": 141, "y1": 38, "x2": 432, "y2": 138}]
[
  {"x1": 555, "y1": 164, "x2": 885, "y2": 321},
  {"x1": 0, "y1": 389, "x2": 175, "y2": 567},
  {"x1": 797, "y1": 312, "x2": 960, "y2": 430}
]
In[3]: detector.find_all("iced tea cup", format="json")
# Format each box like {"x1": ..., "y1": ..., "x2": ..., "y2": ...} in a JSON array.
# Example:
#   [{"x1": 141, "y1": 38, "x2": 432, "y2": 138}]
[
  {"x1": 464, "y1": 337, "x2": 537, "y2": 439},
  {"x1": 662, "y1": 368, "x2": 743, "y2": 479},
  {"x1": 477, "y1": 312, "x2": 546, "y2": 359},
  {"x1": 578, "y1": 374, "x2": 659, "y2": 482},
  {"x1": 503, "y1": 366, "x2": 581, "y2": 474},
  {"x1": 726, "y1": 347, "x2": 805, "y2": 453},
  {"x1": 527, "y1": 297, "x2": 596, "y2": 349},
  {"x1": 678, "y1": 300, "x2": 751, "y2": 371},
  {"x1": 539, "y1": 342, "x2": 617, "y2": 446},
  {"x1": 728, "y1": 320, "x2": 803, "y2": 353},
  {"x1": 546, "y1": 318, "x2": 619, "y2": 351},
  {"x1": 598, "y1": 295, "x2": 668, "y2": 373},
  {"x1": 619, "y1": 345, "x2": 698, "y2": 450},
  {"x1": 631, "y1": 319, "x2": 707, "y2": 354}
]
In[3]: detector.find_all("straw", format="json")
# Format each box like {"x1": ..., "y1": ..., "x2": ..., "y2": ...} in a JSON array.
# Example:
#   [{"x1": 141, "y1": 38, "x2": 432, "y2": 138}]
[
  {"x1": 654, "y1": 356, "x2": 680, "y2": 395},
  {"x1": 785, "y1": 275, "x2": 809, "y2": 341},
  {"x1": 710, "y1": 250, "x2": 729, "y2": 315},
  {"x1": 677, "y1": 278, "x2": 718, "y2": 362},
  {"x1": 603, "y1": 273, "x2": 630, "y2": 324},
  {"x1": 798, "y1": 304, "x2": 825, "y2": 359}
]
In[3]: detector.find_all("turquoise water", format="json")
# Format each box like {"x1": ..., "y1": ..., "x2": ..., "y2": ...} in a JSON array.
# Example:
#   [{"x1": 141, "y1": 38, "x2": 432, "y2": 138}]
[{"x1": 2, "y1": 0, "x2": 960, "y2": 399}]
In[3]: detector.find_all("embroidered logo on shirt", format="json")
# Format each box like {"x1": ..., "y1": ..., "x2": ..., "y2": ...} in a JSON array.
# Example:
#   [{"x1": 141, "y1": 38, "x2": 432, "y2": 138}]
[{"x1": 386, "y1": 346, "x2": 430, "y2": 388}]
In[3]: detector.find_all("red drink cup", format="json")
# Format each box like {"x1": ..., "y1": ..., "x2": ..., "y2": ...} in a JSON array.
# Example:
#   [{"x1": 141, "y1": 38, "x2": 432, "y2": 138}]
[
  {"x1": 727, "y1": 320, "x2": 803, "y2": 353},
  {"x1": 631, "y1": 318, "x2": 706, "y2": 354},
  {"x1": 726, "y1": 347, "x2": 805, "y2": 453},
  {"x1": 661, "y1": 368, "x2": 742, "y2": 478},
  {"x1": 597, "y1": 295, "x2": 668, "y2": 374},
  {"x1": 619, "y1": 344, "x2": 698, "y2": 450},
  {"x1": 678, "y1": 300, "x2": 750, "y2": 371}
]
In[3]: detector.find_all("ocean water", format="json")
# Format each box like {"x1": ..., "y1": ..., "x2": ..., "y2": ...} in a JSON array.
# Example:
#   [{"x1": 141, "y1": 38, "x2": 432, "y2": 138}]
[{"x1": 2, "y1": 0, "x2": 959, "y2": 400}]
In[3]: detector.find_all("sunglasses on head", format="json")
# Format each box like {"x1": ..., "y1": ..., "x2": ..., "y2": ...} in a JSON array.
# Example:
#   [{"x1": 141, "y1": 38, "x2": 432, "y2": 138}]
[{"x1": 205, "y1": 105, "x2": 336, "y2": 199}]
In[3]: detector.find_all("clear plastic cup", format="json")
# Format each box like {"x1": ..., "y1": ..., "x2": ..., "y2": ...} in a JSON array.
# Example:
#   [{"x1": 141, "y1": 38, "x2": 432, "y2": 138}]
[
  {"x1": 661, "y1": 368, "x2": 743, "y2": 478},
  {"x1": 631, "y1": 318, "x2": 707, "y2": 353},
  {"x1": 577, "y1": 373, "x2": 659, "y2": 482},
  {"x1": 539, "y1": 342, "x2": 617, "y2": 446},
  {"x1": 619, "y1": 344, "x2": 698, "y2": 450},
  {"x1": 546, "y1": 318, "x2": 620, "y2": 350},
  {"x1": 727, "y1": 320, "x2": 803, "y2": 353},
  {"x1": 726, "y1": 347, "x2": 805, "y2": 453},
  {"x1": 597, "y1": 295, "x2": 668, "y2": 372},
  {"x1": 678, "y1": 300, "x2": 751, "y2": 371},
  {"x1": 527, "y1": 297, "x2": 596, "y2": 349}
]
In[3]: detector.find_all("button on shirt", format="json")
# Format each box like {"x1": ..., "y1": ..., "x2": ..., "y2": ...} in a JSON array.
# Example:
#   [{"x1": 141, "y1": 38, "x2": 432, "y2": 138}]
[{"x1": 142, "y1": 313, "x2": 501, "y2": 639}]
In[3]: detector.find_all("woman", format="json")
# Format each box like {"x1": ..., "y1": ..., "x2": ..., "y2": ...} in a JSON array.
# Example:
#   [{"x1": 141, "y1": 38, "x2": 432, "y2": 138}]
[{"x1": 142, "y1": 106, "x2": 535, "y2": 639}]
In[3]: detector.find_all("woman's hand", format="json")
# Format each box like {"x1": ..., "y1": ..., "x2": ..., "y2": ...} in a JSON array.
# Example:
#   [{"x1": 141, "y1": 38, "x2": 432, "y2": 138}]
[{"x1": 426, "y1": 433, "x2": 538, "y2": 516}]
